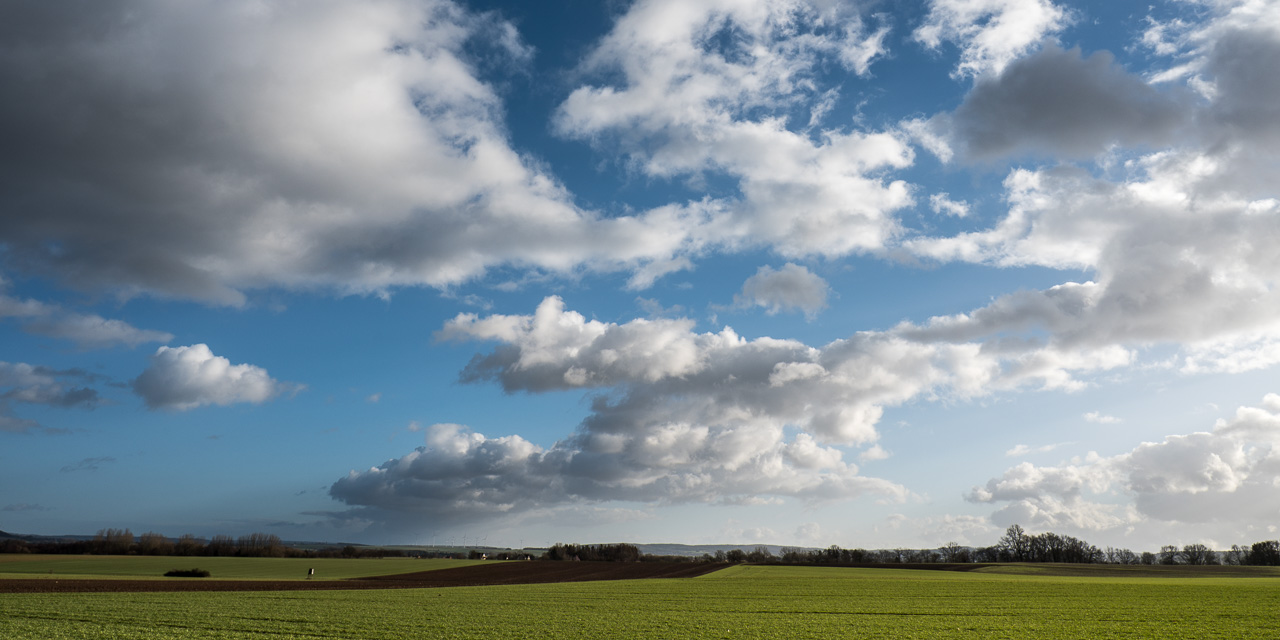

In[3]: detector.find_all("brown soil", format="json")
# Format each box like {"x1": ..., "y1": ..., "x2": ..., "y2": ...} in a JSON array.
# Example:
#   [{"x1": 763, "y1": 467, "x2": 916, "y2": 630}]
[{"x1": 0, "y1": 561, "x2": 730, "y2": 594}]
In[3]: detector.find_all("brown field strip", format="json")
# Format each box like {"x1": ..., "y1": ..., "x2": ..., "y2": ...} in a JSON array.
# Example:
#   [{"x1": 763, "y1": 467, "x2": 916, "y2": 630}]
[{"x1": 0, "y1": 561, "x2": 730, "y2": 594}]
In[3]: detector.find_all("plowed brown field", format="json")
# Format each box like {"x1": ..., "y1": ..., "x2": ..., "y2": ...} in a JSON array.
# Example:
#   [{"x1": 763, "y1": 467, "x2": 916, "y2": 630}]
[{"x1": 0, "y1": 561, "x2": 729, "y2": 594}]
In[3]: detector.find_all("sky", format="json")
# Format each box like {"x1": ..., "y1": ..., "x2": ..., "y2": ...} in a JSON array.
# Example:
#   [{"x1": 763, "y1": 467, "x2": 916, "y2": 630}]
[{"x1": 2, "y1": 0, "x2": 1280, "y2": 553}]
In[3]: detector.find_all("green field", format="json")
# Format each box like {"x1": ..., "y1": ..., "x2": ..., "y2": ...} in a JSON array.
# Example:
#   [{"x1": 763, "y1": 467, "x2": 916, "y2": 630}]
[
  {"x1": 0, "y1": 555, "x2": 480, "y2": 580},
  {"x1": 3, "y1": 563, "x2": 1280, "y2": 639}
]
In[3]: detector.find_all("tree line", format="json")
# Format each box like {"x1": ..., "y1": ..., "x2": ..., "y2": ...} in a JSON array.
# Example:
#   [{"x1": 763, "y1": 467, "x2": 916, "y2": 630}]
[
  {"x1": 738, "y1": 526, "x2": 1280, "y2": 566},
  {"x1": 538, "y1": 527, "x2": 1280, "y2": 566},
  {"x1": 0, "y1": 528, "x2": 407, "y2": 559},
  {"x1": 6, "y1": 526, "x2": 1280, "y2": 566},
  {"x1": 542, "y1": 543, "x2": 643, "y2": 562}
]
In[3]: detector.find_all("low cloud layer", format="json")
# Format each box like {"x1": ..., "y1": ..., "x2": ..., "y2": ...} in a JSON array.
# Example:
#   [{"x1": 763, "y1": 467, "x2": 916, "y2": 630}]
[
  {"x1": 970, "y1": 395, "x2": 1280, "y2": 531},
  {"x1": 330, "y1": 295, "x2": 1135, "y2": 527},
  {"x1": 329, "y1": 421, "x2": 907, "y2": 527},
  {"x1": 132, "y1": 344, "x2": 297, "y2": 411}
]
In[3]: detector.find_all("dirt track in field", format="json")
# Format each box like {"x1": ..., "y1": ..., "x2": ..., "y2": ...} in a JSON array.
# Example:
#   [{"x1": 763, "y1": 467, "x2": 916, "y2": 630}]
[{"x1": 0, "y1": 561, "x2": 730, "y2": 594}]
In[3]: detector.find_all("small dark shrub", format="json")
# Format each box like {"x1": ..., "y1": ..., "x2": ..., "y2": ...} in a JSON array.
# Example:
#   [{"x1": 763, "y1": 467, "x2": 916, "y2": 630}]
[{"x1": 164, "y1": 568, "x2": 210, "y2": 577}]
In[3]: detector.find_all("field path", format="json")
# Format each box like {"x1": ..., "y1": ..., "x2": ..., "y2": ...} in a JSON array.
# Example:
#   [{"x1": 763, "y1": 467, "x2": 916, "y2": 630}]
[{"x1": 0, "y1": 561, "x2": 729, "y2": 593}]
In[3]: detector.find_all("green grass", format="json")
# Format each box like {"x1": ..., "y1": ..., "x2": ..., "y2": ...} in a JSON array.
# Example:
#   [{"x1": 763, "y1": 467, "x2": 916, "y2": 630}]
[
  {"x1": 3, "y1": 564, "x2": 1279, "y2": 639},
  {"x1": 971, "y1": 562, "x2": 1280, "y2": 578},
  {"x1": 0, "y1": 555, "x2": 481, "y2": 580}
]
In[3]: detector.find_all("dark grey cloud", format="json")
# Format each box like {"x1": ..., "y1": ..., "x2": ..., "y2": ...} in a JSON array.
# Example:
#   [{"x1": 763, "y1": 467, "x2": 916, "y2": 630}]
[
  {"x1": 1, "y1": 385, "x2": 100, "y2": 409},
  {"x1": 1204, "y1": 28, "x2": 1280, "y2": 145},
  {"x1": 0, "y1": 361, "x2": 105, "y2": 434},
  {"x1": 0, "y1": 414, "x2": 40, "y2": 435},
  {"x1": 0, "y1": 0, "x2": 710, "y2": 304},
  {"x1": 0, "y1": 294, "x2": 170, "y2": 349},
  {"x1": 950, "y1": 45, "x2": 1189, "y2": 159}
]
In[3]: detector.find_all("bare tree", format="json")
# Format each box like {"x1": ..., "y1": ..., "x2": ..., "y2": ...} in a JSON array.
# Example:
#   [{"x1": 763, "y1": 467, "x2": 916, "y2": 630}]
[
  {"x1": 1180, "y1": 543, "x2": 1217, "y2": 565},
  {"x1": 205, "y1": 534, "x2": 236, "y2": 557},
  {"x1": 136, "y1": 531, "x2": 175, "y2": 556},
  {"x1": 999, "y1": 525, "x2": 1030, "y2": 562},
  {"x1": 93, "y1": 528, "x2": 134, "y2": 554},
  {"x1": 175, "y1": 534, "x2": 205, "y2": 556},
  {"x1": 237, "y1": 532, "x2": 284, "y2": 557},
  {"x1": 940, "y1": 542, "x2": 967, "y2": 562}
]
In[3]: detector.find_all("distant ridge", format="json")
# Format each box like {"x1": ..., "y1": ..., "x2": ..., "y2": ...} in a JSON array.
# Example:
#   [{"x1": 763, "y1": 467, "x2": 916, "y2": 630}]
[
  {"x1": 636, "y1": 543, "x2": 813, "y2": 557},
  {"x1": 0, "y1": 527, "x2": 91, "y2": 542}
]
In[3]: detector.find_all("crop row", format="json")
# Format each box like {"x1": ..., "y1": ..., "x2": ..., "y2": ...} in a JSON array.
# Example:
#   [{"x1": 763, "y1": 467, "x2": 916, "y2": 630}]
[{"x1": 2, "y1": 565, "x2": 1278, "y2": 639}]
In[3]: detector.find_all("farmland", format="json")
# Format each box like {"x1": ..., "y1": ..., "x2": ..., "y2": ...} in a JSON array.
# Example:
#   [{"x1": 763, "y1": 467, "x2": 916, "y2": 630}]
[
  {"x1": 2, "y1": 561, "x2": 1279, "y2": 639},
  {"x1": 0, "y1": 554, "x2": 474, "y2": 580}
]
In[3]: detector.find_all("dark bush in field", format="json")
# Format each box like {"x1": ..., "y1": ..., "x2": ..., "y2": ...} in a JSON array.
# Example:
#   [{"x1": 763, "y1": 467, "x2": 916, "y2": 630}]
[{"x1": 164, "y1": 568, "x2": 211, "y2": 578}]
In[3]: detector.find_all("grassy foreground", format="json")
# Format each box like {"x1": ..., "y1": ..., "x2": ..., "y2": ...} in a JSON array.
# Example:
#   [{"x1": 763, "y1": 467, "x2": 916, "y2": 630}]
[
  {"x1": 3, "y1": 564, "x2": 1280, "y2": 639},
  {"x1": 0, "y1": 555, "x2": 480, "y2": 580}
]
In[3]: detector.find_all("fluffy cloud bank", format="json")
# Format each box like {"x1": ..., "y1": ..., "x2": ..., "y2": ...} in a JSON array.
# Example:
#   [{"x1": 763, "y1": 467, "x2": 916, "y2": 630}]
[
  {"x1": 555, "y1": 0, "x2": 913, "y2": 263},
  {"x1": 330, "y1": 295, "x2": 1133, "y2": 527},
  {"x1": 903, "y1": 2, "x2": 1280, "y2": 373},
  {"x1": 132, "y1": 344, "x2": 297, "y2": 411},
  {"x1": 969, "y1": 395, "x2": 1280, "y2": 531},
  {"x1": 329, "y1": 421, "x2": 906, "y2": 526}
]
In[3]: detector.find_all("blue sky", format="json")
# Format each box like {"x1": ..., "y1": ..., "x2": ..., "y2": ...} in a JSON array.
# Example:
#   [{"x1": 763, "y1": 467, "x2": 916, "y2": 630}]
[{"x1": 4, "y1": 0, "x2": 1280, "y2": 552}]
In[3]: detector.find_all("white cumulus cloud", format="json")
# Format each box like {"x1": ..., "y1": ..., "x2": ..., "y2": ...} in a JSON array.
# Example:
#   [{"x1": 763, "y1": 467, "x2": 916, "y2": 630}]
[
  {"x1": 132, "y1": 344, "x2": 298, "y2": 411},
  {"x1": 928, "y1": 193, "x2": 969, "y2": 218},
  {"x1": 970, "y1": 395, "x2": 1280, "y2": 530},
  {"x1": 1084, "y1": 412, "x2": 1121, "y2": 424},
  {"x1": 555, "y1": 0, "x2": 913, "y2": 263},
  {"x1": 734, "y1": 263, "x2": 830, "y2": 318},
  {"x1": 914, "y1": 0, "x2": 1070, "y2": 78},
  {"x1": 329, "y1": 295, "x2": 1143, "y2": 529}
]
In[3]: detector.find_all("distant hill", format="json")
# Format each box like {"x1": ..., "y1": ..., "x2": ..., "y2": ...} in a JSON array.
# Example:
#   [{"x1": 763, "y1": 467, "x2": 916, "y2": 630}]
[
  {"x1": 0, "y1": 527, "x2": 92, "y2": 542},
  {"x1": 636, "y1": 543, "x2": 813, "y2": 557}
]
